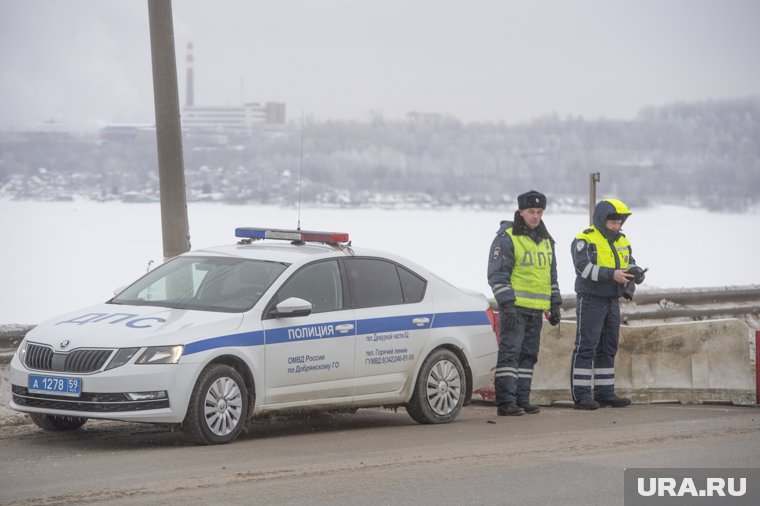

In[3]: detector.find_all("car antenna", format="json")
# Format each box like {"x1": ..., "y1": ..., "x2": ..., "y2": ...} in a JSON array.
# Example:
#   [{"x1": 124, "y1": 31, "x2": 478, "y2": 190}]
[
  {"x1": 297, "y1": 111, "x2": 304, "y2": 231},
  {"x1": 291, "y1": 111, "x2": 306, "y2": 246}
]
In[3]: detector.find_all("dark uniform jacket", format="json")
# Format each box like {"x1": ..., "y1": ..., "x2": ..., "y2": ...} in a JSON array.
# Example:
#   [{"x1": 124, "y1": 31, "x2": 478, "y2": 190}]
[{"x1": 487, "y1": 211, "x2": 562, "y2": 309}]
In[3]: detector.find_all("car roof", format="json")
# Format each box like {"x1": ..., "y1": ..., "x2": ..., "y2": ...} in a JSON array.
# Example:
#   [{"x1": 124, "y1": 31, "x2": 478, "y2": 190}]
[
  {"x1": 188, "y1": 241, "x2": 345, "y2": 264},
  {"x1": 187, "y1": 240, "x2": 413, "y2": 267}
]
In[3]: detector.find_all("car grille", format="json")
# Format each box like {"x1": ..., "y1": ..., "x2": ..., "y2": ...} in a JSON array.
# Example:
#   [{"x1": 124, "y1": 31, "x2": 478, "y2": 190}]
[
  {"x1": 25, "y1": 343, "x2": 113, "y2": 373},
  {"x1": 11, "y1": 385, "x2": 170, "y2": 412}
]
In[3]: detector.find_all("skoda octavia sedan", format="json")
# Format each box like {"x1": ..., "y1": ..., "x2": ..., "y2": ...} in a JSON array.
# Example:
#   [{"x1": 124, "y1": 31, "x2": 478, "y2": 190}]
[{"x1": 10, "y1": 227, "x2": 498, "y2": 444}]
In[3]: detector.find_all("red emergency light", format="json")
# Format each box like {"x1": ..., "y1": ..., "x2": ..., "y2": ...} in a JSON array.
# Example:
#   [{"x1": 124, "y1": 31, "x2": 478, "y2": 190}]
[{"x1": 235, "y1": 227, "x2": 350, "y2": 245}]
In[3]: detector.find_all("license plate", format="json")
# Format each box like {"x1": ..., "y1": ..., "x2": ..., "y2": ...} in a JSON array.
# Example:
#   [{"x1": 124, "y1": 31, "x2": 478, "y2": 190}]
[{"x1": 28, "y1": 374, "x2": 82, "y2": 397}]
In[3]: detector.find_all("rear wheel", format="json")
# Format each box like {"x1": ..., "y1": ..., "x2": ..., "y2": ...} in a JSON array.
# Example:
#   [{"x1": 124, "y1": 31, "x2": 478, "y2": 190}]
[
  {"x1": 406, "y1": 348, "x2": 466, "y2": 424},
  {"x1": 29, "y1": 413, "x2": 87, "y2": 431},
  {"x1": 182, "y1": 364, "x2": 249, "y2": 445}
]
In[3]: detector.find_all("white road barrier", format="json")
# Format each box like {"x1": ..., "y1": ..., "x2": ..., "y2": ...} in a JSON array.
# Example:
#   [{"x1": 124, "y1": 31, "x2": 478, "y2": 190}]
[{"x1": 477, "y1": 318, "x2": 757, "y2": 406}]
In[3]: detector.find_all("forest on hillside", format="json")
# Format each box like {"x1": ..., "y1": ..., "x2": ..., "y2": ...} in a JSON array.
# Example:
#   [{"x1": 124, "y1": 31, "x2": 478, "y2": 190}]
[{"x1": 1, "y1": 97, "x2": 758, "y2": 211}]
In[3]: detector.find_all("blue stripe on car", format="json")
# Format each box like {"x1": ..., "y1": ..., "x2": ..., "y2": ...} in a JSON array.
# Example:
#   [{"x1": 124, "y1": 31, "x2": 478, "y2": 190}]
[
  {"x1": 357, "y1": 314, "x2": 434, "y2": 334},
  {"x1": 183, "y1": 311, "x2": 488, "y2": 356},
  {"x1": 432, "y1": 311, "x2": 490, "y2": 328},
  {"x1": 183, "y1": 331, "x2": 265, "y2": 355}
]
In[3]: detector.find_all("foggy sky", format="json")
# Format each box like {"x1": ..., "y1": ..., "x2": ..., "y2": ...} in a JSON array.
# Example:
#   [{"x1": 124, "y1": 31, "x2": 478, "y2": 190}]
[{"x1": 1, "y1": 0, "x2": 759, "y2": 131}]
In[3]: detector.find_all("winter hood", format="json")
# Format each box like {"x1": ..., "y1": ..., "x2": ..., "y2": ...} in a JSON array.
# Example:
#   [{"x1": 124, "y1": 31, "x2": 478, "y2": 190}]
[{"x1": 592, "y1": 199, "x2": 631, "y2": 241}]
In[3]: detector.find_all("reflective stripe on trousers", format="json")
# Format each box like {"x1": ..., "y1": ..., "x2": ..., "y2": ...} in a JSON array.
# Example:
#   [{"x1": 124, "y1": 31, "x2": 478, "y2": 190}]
[{"x1": 570, "y1": 294, "x2": 621, "y2": 402}]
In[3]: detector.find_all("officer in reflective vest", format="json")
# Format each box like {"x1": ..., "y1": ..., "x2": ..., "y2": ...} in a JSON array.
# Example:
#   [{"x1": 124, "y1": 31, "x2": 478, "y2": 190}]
[
  {"x1": 570, "y1": 198, "x2": 646, "y2": 409},
  {"x1": 488, "y1": 190, "x2": 562, "y2": 416}
]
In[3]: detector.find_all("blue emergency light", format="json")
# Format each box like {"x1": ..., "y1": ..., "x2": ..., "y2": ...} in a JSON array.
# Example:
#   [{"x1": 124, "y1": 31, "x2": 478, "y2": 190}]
[{"x1": 235, "y1": 227, "x2": 350, "y2": 244}]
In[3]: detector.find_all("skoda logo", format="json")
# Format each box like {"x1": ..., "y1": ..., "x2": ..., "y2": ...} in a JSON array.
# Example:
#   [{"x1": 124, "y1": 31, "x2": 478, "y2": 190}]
[{"x1": 59, "y1": 339, "x2": 70, "y2": 350}]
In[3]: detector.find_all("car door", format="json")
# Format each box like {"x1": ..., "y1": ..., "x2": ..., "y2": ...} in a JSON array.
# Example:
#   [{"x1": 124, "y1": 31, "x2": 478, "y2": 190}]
[
  {"x1": 261, "y1": 259, "x2": 356, "y2": 405},
  {"x1": 345, "y1": 257, "x2": 433, "y2": 397}
]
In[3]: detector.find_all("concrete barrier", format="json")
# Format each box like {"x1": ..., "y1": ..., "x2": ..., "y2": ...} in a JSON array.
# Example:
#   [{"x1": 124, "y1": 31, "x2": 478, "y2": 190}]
[
  {"x1": 0, "y1": 325, "x2": 32, "y2": 365},
  {"x1": 756, "y1": 330, "x2": 760, "y2": 404},
  {"x1": 476, "y1": 318, "x2": 757, "y2": 406}
]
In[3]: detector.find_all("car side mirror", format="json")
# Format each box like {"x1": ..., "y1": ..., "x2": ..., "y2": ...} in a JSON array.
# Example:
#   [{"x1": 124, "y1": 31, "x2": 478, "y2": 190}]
[
  {"x1": 113, "y1": 285, "x2": 128, "y2": 296},
  {"x1": 272, "y1": 297, "x2": 312, "y2": 318}
]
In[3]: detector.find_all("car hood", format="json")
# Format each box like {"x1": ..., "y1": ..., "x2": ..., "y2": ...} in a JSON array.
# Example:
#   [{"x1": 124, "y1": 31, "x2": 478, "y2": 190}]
[{"x1": 24, "y1": 303, "x2": 245, "y2": 349}]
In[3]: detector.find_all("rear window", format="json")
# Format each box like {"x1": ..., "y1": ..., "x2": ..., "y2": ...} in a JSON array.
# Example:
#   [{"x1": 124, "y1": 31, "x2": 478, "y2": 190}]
[
  {"x1": 345, "y1": 258, "x2": 427, "y2": 308},
  {"x1": 398, "y1": 265, "x2": 426, "y2": 303}
]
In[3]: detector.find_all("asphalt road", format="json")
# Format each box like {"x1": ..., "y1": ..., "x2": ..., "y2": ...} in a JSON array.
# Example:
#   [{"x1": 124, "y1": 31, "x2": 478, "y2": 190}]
[{"x1": 0, "y1": 401, "x2": 758, "y2": 506}]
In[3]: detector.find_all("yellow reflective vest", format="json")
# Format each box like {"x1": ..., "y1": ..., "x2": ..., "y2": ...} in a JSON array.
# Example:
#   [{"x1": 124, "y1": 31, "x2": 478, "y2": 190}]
[
  {"x1": 575, "y1": 226, "x2": 631, "y2": 270},
  {"x1": 506, "y1": 228, "x2": 552, "y2": 310}
]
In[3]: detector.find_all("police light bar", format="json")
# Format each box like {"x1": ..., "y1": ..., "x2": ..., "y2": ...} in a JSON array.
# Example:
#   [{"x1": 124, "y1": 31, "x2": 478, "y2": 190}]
[{"x1": 235, "y1": 227, "x2": 350, "y2": 244}]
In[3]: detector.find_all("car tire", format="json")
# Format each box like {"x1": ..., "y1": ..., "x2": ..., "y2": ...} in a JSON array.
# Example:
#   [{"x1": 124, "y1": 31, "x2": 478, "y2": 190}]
[
  {"x1": 182, "y1": 364, "x2": 249, "y2": 445},
  {"x1": 29, "y1": 413, "x2": 88, "y2": 431},
  {"x1": 406, "y1": 348, "x2": 466, "y2": 424}
]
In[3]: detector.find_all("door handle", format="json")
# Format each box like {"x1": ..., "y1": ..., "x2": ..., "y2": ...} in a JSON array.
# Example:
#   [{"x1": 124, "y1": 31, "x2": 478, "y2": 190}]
[
  {"x1": 412, "y1": 317, "x2": 430, "y2": 327},
  {"x1": 335, "y1": 323, "x2": 355, "y2": 333}
]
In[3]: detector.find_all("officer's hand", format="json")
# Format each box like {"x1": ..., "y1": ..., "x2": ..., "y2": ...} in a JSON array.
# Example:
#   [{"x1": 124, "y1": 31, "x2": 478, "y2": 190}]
[
  {"x1": 614, "y1": 269, "x2": 634, "y2": 285},
  {"x1": 501, "y1": 304, "x2": 517, "y2": 331},
  {"x1": 626, "y1": 266, "x2": 646, "y2": 285},
  {"x1": 548, "y1": 305, "x2": 561, "y2": 326}
]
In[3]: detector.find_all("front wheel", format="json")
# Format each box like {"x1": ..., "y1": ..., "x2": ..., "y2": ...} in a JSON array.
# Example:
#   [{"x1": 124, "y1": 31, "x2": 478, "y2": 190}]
[
  {"x1": 182, "y1": 364, "x2": 249, "y2": 445},
  {"x1": 406, "y1": 348, "x2": 466, "y2": 424},
  {"x1": 29, "y1": 413, "x2": 87, "y2": 431}
]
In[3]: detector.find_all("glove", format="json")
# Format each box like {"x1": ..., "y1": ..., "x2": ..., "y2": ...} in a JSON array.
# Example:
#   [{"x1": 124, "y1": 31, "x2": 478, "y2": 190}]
[
  {"x1": 548, "y1": 305, "x2": 561, "y2": 326},
  {"x1": 623, "y1": 280, "x2": 636, "y2": 300},
  {"x1": 501, "y1": 304, "x2": 517, "y2": 332},
  {"x1": 626, "y1": 266, "x2": 647, "y2": 285}
]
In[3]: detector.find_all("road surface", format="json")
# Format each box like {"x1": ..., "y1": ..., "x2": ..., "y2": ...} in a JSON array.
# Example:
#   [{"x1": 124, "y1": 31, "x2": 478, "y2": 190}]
[{"x1": 0, "y1": 398, "x2": 758, "y2": 505}]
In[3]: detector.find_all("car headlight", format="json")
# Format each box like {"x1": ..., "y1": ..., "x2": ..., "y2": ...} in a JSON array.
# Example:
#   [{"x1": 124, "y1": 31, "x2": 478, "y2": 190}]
[
  {"x1": 17, "y1": 340, "x2": 28, "y2": 361},
  {"x1": 105, "y1": 347, "x2": 140, "y2": 370},
  {"x1": 135, "y1": 345, "x2": 184, "y2": 365}
]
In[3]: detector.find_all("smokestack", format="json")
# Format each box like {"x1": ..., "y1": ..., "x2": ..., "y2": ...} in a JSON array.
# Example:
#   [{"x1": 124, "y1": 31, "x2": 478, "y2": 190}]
[{"x1": 185, "y1": 42, "x2": 194, "y2": 107}]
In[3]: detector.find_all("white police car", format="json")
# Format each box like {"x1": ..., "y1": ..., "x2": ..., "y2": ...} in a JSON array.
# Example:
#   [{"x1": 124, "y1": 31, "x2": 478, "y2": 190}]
[{"x1": 10, "y1": 227, "x2": 498, "y2": 444}]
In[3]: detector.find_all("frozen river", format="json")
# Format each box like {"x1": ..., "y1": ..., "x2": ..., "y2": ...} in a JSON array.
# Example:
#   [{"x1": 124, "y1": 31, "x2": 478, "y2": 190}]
[{"x1": 1, "y1": 199, "x2": 758, "y2": 324}]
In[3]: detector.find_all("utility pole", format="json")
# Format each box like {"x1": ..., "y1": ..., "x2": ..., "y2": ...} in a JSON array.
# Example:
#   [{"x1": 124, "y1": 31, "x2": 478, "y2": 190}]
[
  {"x1": 589, "y1": 172, "x2": 600, "y2": 225},
  {"x1": 148, "y1": 0, "x2": 190, "y2": 261}
]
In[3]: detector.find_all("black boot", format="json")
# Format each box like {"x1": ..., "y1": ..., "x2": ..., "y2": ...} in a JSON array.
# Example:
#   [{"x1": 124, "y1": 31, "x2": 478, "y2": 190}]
[
  {"x1": 596, "y1": 394, "x2": 631, "y2": 407},
  {"x1": 573, "y1": 397, "x2": 600, "y2": 410},
  {"x1": 518, "y1": 403, "x2": 541, "y2": 414},
  {"x1": 497, "y1": 403, "x2": 526, "y2": 416}
]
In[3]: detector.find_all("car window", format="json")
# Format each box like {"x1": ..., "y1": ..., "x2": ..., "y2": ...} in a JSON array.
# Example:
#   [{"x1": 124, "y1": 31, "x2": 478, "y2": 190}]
[
  {"x1": 345, "y1": 258, "x2": 406, "y2": 308},
  {"x1": 111, "y1": 256, "x2": 287, "y2": 313},
  {"x1": 397, "y1": 265, "x2": 427, "y2": 303},
  {"x1": 273, "y1": 260, "x2": 343, "y2": 313}
]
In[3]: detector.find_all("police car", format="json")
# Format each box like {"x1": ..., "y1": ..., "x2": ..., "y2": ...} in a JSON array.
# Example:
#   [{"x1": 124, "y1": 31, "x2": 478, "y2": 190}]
[{"x1": 10, "y1": 227, "x2": 498, "y2": 444}]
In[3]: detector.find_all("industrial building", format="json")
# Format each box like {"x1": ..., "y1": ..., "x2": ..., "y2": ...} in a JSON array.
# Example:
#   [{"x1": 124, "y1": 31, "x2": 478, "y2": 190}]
[{"x1": 180, "y1": 43, "x2": 286, "y2": 137}]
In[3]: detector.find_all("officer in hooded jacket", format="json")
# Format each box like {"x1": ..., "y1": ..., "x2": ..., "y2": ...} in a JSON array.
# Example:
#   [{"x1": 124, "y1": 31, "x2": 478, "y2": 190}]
[
  {"x1": 488, "y1": 190, "x2": 562, "y2": 416},
  {"x1": 570, "y1": 198, "x2": 646, "y2": 409}
]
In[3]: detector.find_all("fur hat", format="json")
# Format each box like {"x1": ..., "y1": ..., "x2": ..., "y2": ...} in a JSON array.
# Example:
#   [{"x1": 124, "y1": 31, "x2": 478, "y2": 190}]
[{"x1": 517, "y1": 190, "x2": 546, "y2": 210}]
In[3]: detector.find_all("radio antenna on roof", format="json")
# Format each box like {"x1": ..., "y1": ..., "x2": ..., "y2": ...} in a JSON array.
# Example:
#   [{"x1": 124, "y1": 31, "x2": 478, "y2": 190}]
[{"x1": 297, "y1": 111, "x2": 304, "y2": 231}]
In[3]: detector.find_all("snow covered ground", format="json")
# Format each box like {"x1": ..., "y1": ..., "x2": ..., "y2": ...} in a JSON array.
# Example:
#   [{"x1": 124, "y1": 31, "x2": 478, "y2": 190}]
[{"x1": 1, "y1": 199, "x2": 759, "y2": 325}]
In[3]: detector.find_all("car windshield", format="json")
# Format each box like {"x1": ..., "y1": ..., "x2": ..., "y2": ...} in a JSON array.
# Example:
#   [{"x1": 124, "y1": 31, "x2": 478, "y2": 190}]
[{"x1": 110, "y1": 256, "x2": 289, "y2": 313}]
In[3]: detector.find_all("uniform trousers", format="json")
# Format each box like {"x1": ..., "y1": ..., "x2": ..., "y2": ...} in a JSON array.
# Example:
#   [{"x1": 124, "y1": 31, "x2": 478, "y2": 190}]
[
  {"x1": 495, "y1": 307, "x2": 543, "y2": 406},
  {"x1": 571, "y1": 293, "x2": 621, "y2": 402}
]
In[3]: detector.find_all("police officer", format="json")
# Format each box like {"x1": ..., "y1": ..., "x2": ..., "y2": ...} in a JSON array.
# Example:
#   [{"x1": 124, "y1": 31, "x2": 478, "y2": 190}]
[
  {"x1": 488, "y1": 190, "x2": 562, "y2": 416},
  {"x1": 570, "y1": 198, "x2": 646, "y2": 409}
]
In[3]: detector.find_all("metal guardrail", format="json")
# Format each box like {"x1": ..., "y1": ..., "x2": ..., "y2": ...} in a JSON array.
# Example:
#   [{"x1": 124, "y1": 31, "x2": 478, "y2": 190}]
[
  {"x1": 562, "y1": 285, "x2": 760, "y2": 322},
  {"x1": 489, "y1": 286, "x2": 760, "y2": 321},
  {"x1": 559, "y1": 285, "x2": 760, "y2": 310}
]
